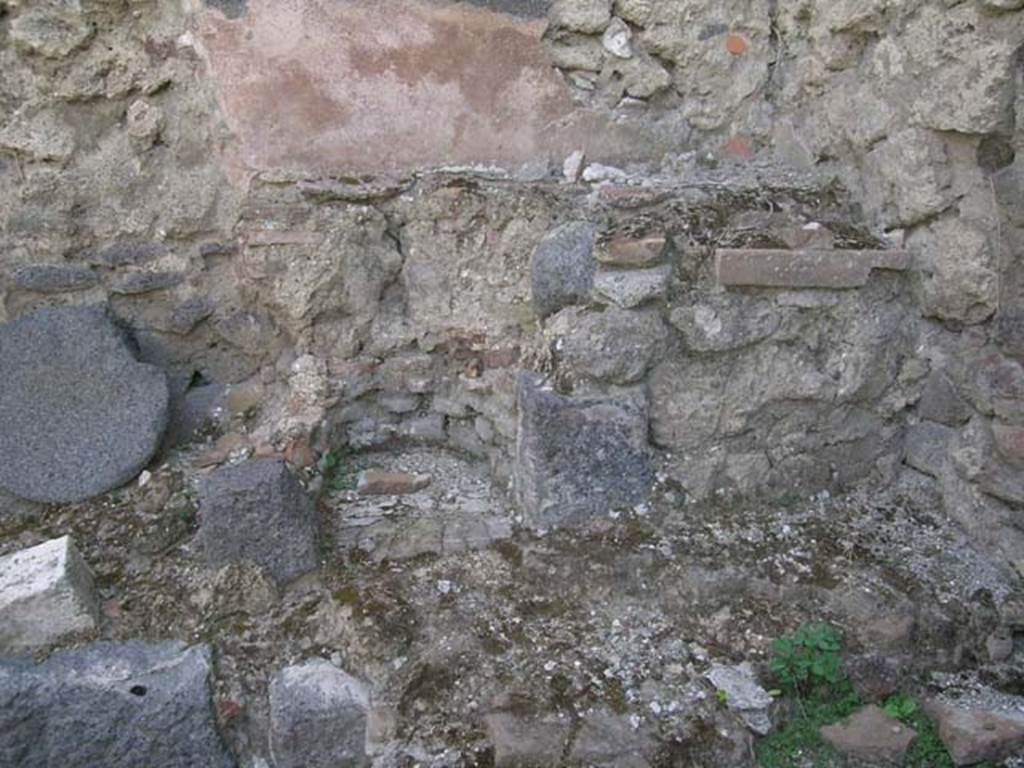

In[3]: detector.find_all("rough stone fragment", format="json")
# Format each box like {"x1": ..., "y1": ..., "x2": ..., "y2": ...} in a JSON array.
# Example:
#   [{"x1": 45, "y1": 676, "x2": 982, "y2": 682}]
[
  {"x1": 845, "y1": 654, "x2": 905, "y2": 703},
  {"x1": 905, "y1": 422, "x2": 954, "y2": 478},
  {"x1": 0, "y1": 306, "x2": 170, "y2": 504},
  {"x1": 0, "y1": 536, "x2": 98, "y2": 653},
  {"x1": 819, "y1": 705, "x2": 916, "y2": 764},
  {"x1": 550, "y1": 0, "x2": 612, "y2": 33},
  {"x1": 669, "y1": 298, "x2": 781, "y2": 352},
  {"x1": 594, "y1": 264, "x2": 671, "y2": 308},
  {"x1": 615, "y1": 52, "x2": 672, "y2": 98},
  {"x1": 125, "y1": 99, "x2": 163, "y2": 145},
  {"x1": 168, "y1": 297, "x2": 216, "y2": 334},
  {"x1": 165, "y1": 382, "x2": 226, "y2": 448},
  {"x1": 12, "y1": 264, "x2": 99, "y2": 294},
  {"x1": 546, "y1": 306, "x2": 668, "y2": 384},
  {"x1": 715, "y1": 249, "x2": 910, "y2": 289},
  {"x1": 569, "y1": 710, "x2": 658, "y2": 767},
  {"x1": 996, "y1": 309, "x2": 1024, "y2": 360},
  {"x1": 613, "y1": 0, "x2": 652, "y2": 26},
  {"x1": 485, "y1": 710, "x2": 571, "y2": 768},
  {"x1": 563, "y1": 149, "x2": 586, "y2": 181},
  {"x1": 602, "y1": 17, "x2": 632, "y2": 57},
  {"x1": 706, "y1": 663, "x2": 774, "y2": 735},
  {"x1": 919, "y1": 371, "x2": 972, "y2": 427},
  {"x1": 550, "y1": 35, "x2": 606, "y2": 71},
  {"x1": 269, "y1": 659, "x2": 370, "y2": 768},
  {"x1": 0, "y1": 641, "x2": 235, "y2": 768},
  {"x1": 0, "y1": 110, "x2": 75, "y2": 161},
  {"x1": 909, "y1": 6, "x2": 1016, "y2": 134},
  {"x1": 863, "y1": 128, "x2": 954, "y2": 227},
  {"x1": 97, "y1": 241, "x2": 170, "y2": 267},
  {"x1": 909, "y1": 219, "x2": 998, "y2": 325},
  {"x1": 196, "y1": 458, "x2": 319, "y2": 585},
  {"x1": 10, "y1": 9, "x2": 93, "y2": 58},
  {"x1": 531, "y1": 221, "x2": 598, "y2": 318},
  {"x1": 514, "y1": 374, "x2": 653, "y2": 528},
  {"x1": 357, "y1": 470, "x2": 432, "y2": 496},
  {"x1": 993, "y1": 422, "x2": 1024, "y2": 467},
  {"x1": 928, "y1": 702, "x2": 1024, "y2": 766},
  {"x1": 598, "y1": 234, "x2": 666, "y2": 266},
  {"x1": 110, "y1": 271, "x2": 184, "y2": 295}
]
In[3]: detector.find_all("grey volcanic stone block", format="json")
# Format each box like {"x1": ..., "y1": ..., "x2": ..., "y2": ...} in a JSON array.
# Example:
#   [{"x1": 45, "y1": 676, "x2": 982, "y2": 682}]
[
  {"x1": 269, "y1": 659, "x2": 370, "y2": 768},
  {"x1": 514, "y1": 373, "x2": 653, "y2": 528},
  {"x1": 0, "y1": 305, "x2": 170, "y2": 503},
  {"x1": 0, "y1": 641, "x2": 235, "y2": 768},
  {"x1": 531, "y1": 221, "x2": 598, "y2": 318},
  {"x1": 196, "y1": 458, "x2": 319, "y2": 584},
  {"x1": 0, "y1": 536, "x2": 98, "y2": 652},
  {"x1": 12, "y1": 264, "x2": 99, "y2": 293}
]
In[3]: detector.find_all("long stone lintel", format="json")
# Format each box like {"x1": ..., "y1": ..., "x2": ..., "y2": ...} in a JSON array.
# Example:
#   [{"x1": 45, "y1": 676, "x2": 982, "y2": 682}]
[{"x1": 715, "y1": 249, "x2": 912, "y2": 289}]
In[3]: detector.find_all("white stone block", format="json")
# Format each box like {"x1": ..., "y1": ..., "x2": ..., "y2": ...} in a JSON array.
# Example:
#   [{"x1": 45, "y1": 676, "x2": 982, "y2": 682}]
[{"x1": 0, "y1": 536, "x2": 99, "y2": 652}]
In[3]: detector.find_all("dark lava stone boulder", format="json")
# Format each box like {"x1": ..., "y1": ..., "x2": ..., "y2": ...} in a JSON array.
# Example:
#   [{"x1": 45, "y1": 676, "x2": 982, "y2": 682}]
[{"x1": 0, "y1": 305, "x2": 169, "y2": 503}]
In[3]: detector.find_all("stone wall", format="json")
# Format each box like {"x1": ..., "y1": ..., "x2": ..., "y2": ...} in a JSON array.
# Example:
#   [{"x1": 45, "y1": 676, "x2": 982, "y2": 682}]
[{"x1": 2, "y1": 0, "x2": 1024, "y2": 560}]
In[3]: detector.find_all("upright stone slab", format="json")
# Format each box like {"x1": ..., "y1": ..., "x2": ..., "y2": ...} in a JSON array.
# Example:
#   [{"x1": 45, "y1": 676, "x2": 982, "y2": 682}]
[
  {"x1": 514, "y1": 373, "x2": 653, "y2": 528},
  {"x1": 0, "y1": 641, "x2": 235, "y2": 768},
  {"x1": 0, "y1": 305, "x2": 169, "y2": 503},
  {"x1": 530, "y1": 221, "x2": 598, "y2": 318},
  {"x1": 269, "y1": 659, "x2": 370, "y2": 768},
  {"x1": 196, "y1": 458, "x2": 319, "y2": 585},
  {"x1": 0, "y1": 536, "x2": 98, "y2": 652}
]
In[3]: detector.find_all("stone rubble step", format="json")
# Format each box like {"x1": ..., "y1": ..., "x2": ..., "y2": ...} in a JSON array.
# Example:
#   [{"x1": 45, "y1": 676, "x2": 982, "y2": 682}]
[
  {"x1": 819, "y1": 704, "x2": 917, "y2": 764},
  {"x1": 926, "y1": 700, "x2": 1024, "y2": 766},
  {"x1": 0, "y1": 535, "x2": 99, "y2": 652}
]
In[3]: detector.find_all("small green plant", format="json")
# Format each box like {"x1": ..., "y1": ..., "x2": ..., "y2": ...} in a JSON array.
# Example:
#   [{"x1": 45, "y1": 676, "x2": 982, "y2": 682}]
[
  {"x1": 716, "y1": 688, "x2": 729, "y2": 706},
  {"x1": 757, "y1": 623, "x2": 860, "y2": 767},
  {"x1": 882, "y1": 692, "x2": 917, "y2": 721},
  {"x1": 768, "y1": 623, "x2": 844, "y2": 697},
  {"x1": 322, "y1": 449, "x2": 356, "y2": 492}
]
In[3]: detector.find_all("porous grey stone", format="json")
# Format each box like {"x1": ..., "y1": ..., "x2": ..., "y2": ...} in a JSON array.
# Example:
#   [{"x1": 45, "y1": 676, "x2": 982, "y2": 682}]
[
  {"x1": 12, "y1": 264, "x2": 99, "y2": 293},
  {"x1": 10, "y1": 8, "x2": 93, "y2": 58},
  {"x1": 514, "y1": 373, "x2": 653, "y2": 528},
  {"x1": 485, "y1": 710, "x2": 571, "y2": 768},
  {"x1": 110, "y1": 271, "x2": 185, "y2": 295},
  {"x1": 546, "y1": 306, "x2": 668, "y2": 384},
  {"x1": 569, "y1": 710, "x2": 658, "y2": 767},
  {"x1": 0, "y1": 305, "x2": 170, "y2": 503},
  {"x1": 531, "y1": 221, "x2": 598, "y2": 318},
  {"x1": 269, "y1": 659, "x2": 370, "y2": 768},
  {"x1": 905, "y1": 421, "x2": 954, "y2": 479},
  {"x1": 669, "y1": 298, "x2": 781, "y2": 352},
  {"x1": 196, "y1": 458, "x2": 319, "y2": 585},
  {"x1": 918, "y1": 371, "x2": 972, "y2": 427},
  {"x1": 0, "y1": 536, "x2": 98, "y2": 652},
  {"x1": 0, "y1": 641, "x2": 235, "y2": 768}
]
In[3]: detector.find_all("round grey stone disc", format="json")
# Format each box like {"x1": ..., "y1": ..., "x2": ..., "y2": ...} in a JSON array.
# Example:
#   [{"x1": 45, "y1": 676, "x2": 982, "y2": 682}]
[{"x1": 0, "y1": 306, "x2": 169, "y2": 504}]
